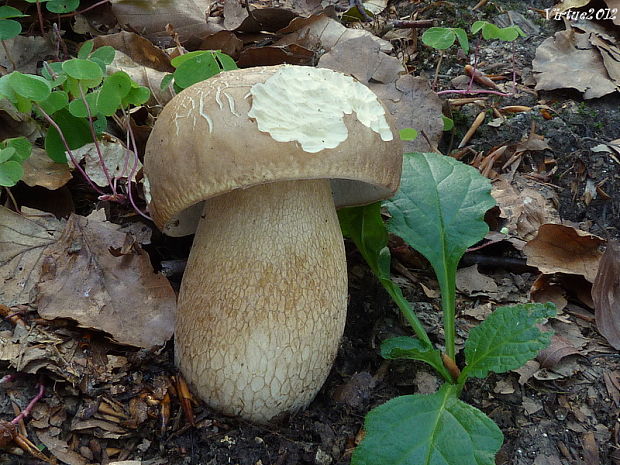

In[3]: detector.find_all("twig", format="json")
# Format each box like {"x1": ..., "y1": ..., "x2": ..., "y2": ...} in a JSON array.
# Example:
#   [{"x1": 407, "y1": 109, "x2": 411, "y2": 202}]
[
  {"x1": 458, "y1": 110, "x2": 486, "y2": 148},
  {"x1": 388, "y1": 19, "x2": 434, "y2": 29},
  {"x1": 34, "y1": 0, "x2": 45, "y2": 36},
  {"x1": 58, "y1": 0, "x2": 111, "y2": 18},
  {"x1": 2, "y1": 186, "x2": 19, "y2": 211},
  {"x1": 11, "y1": 383, "x2": 45, "y2": 425}
]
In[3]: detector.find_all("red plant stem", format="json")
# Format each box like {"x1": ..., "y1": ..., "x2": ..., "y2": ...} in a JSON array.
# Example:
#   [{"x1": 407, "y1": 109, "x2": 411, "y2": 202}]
[
  {"x1": 124, "y1": 111, "x2": 152, "y2": 221},
  {"x1": 11, "y1": 383, "x2": 45, "y2": 425},
  {"x1": 0, "y1": 374, "x2": 16, "y2": 384},
  {"x1": 436, "y1": 89, "x2": 511, "y2": 96},
  {"x1": 34, "y1": 104, "x2": 105, "y2": 195},
  {"x1": 35, "y1": 0, "x2": 45, "y2": 36},
  {"x1": 59, "y1": 0, "x2": 111, "y2": 18},
  {"x1": 78, "y1": 86, "x2": 115, "y2": 191}
]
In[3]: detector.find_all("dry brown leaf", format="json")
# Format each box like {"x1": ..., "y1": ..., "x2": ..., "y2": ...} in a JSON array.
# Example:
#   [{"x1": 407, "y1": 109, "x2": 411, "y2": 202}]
[
  {"x1": 524, "y1": 224, "x2": 605, "y2": 282},
  {"x1": 110, "y1": 0, "x2": 223, "y2": 45},
  {"x1": 318, "y1": 34, "x2": 404, "y2": 84},
  {"x1": 199, "y1": 30, "x2": 244, "y2": 58},
  {"x1": 93, "y1": 31, "x2": 173, "y2": 72},
  {"x1": 70, "y1": 137, "x2": 140, "y2": 187},
  {"x1": 553, "y1": 0, "x2": 592, "y2": 12},
  {"x1": 456, "y1": 264, "x2": 498, "y2": 296},
  {"x1": 21, "y1": 148, "x2": 72, "y2": 190},
  {"x1": 491, "y1": 175, "x2": 561, "y2": 242},
  {"x1": 0, "y1": 207, "x2": 64, "y2": 307},
  {"x1": 530, "y1": 274, "x2": 568, "y2": 311},
  {"x1": 0, "y1": 36, "x2": 55, "y2": 73},
  {"x1": 592, "y1": 241, "x2": 620, "y2": 349},
  {"x1": 589, "y1": 33, "x2": 620, "y2": 86},
  {"x1": 533, "y1": 26, "x2": 618, "y2": 99},
  {"x1": 35, "y1": 210, "x2": 175, "y2": 348},
  {"x1": 370, "y1": 76, "x2": 444, "y2": 153},
  {"x1": 36, "y1": 429, "x2": 89, "y2": 465},
  {"x1": 223, "y1": 0, "x2": 296, "y2": 32}
]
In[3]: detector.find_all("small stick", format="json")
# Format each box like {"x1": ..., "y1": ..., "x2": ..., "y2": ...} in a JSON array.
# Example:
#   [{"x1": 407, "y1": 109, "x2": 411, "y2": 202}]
[
  {"x1": 458, "y1": 111, "x2": 486, "y2": 148},
  {"x1": 385, "y1": 19, "x2": 434, "y2": 30},
  {"x1": 464, "y1": 64, "x2": 498, "y2": 89},
  {"x1": 448, "y1": 97, "x2": 487, "y2": 106}
]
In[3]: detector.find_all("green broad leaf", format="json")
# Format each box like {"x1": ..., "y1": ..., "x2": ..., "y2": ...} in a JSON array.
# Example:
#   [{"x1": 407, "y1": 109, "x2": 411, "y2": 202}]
[
  {"x1": 442, "y1": 115, "x2": 454, "y2": 131},
  {"x1": 352, "y1": 384, "x2": 503, "y2": 465},
  {"x1": 37, "y1": 90, "x2": 68, "y2": 114},
  {"x1": 67, "y1": 91, "x2": 98, "y2": 118},
  {"x1": 78, "y1": 40, "x2": 94, "y2": 59},
  {"x1": 0, "y1": 160, "x2": 24, "y2": 186},
  {"x1": 44, "y1": 109, "x2": 93, "y2": 163},
  {"x1": 0, "y1": 6, "x2": 28, "y2": 19},
  {"x1": 170, "y1": 50, "x2": 212, "y2": 68},
  {"x1": 385, "y1": 152, "x2": 495, "y2": 297},
  {"x1": 90, "y1": 45, "x2": 115, "y2": 65},
  {"x1": 471, "y1": 20, "x2": 487, "y2": 35},
  {"x1": 0, "y1": 19, "x2": 21, "y2": 40},
  {"x1": 62, "y1": 58, "x2": 103, "y2": 81},
  {"x1": 46, "y1": 0, "x2": 80, "y2": 13},
  {"x1": 338, "y1": 202, "x2": 388, "y2": 277},
  {"x1": 92, "y1": 113, "x2": 107, "y2": 135},
  {"x1": 0, "y1": 147, "x2": 16, "y2": 163},
  {"x1": 495, "y1": 25, "x2": 526, "y2": 42},
  {"x1": 214, "y1": 51, "x2": 238, "y2": 71},
  {"x1": 173, "y1": 52, "x2": 222, "y2": 89},
  {"x1": 381, "y1": 336, "x2": 448, "y2": 376},
  {"x1": 160, "y1": 73, "x2": 174, "y2": 90},
  {"x1": 399, "y1": 128, "x2": 418, "y2": 141},
  {"x1": 9, "y1": 72, "x2": 52, "y2": 101},
  {"x1": 14, "y1": 93, "x2": 32, "y2": 114},
  {"x1": 461, "y1": 303, "x2": 556, "y2": 381},
  {"x1": 40, "y1": 61, "x2": 66, "y2": 87},
  {"x1": 122, "y1": 85, "x2": 150, "y2": 106},
  {"x1": 0, "y1": 75, "x2": 17, "y2": 101},
  {"x1": 422, "y1": 27, "x2": 456, "y2": 50},
  {"x1": 453, "y1": 27, "x2": 469, "y2": 54},
  {"x1": 3, "y1": 137, "x2": 32, "y2": 162},
  {"x1": 97, "y1": 71, "x2": 131, "y2": 115}
]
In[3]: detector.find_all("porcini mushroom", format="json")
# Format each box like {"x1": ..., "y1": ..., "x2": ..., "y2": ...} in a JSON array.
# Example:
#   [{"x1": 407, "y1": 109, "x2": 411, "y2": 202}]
[{"x1": 144, "y1": 65, "x2": 401, "y2": 423}]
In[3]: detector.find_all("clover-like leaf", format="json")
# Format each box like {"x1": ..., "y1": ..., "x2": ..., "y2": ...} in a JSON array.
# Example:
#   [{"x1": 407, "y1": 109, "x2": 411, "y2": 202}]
[
  {"x1": 352, "y1": 384, "x2": 503, "y2": 465},
  {"x1": 0, "y1": 6, "x2": 28, "y2": 19},
  {"x1": 3, "y1": 137, "x2": 32, "y2": 162},
  {"x1": 44, "y1": 109, "x2": 93, "y2": 163},
  {"x1": 46, "y1": 0, "x2": 79, "y2": 14},
  {"x1": 461, "y1": 303, "x2": 555, "y2": 380},
  {"x1": 0, "y1": 160, "x2": 24, "y2": 186},
  {"x1": 422, "y1": 27, "x2": 457, "y2": 50},
  {"x1": 9, "y1": 72, "x2": 51, "y2": 101},
  {"x1": 62, "y1": 58, "x2": 103, "y2": 81}
]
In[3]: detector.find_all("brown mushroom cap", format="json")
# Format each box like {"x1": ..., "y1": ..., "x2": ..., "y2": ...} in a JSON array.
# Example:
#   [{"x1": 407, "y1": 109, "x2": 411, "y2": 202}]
[{"x1": 145, "y1": 65, "x2": 402, "y2": 236}]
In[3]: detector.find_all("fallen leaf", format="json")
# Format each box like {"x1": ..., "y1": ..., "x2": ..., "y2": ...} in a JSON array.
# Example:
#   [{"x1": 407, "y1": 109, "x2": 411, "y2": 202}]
[
  {"x1": 199, "y1": 30, "x2": 244, "y2": 58},
  {"x1": 36, "y1": 428, "x2": 89, "y2": 465},
  {"x1": 592, "y1": 241, "x2": 620, "y2": 349},
  {"x1": 21, "y1": 147, "x2": 72, "y2": 190},
  {"x1": 582, "y1": 432, "x2": 601, "y2": 465},
  {"x1": 589, "y1": 33, "x2": 620, "y2": 87},
  {"x1": 0, "y1": 207, "x2": 63, "y2": 307},
  {"x1": 237, "y1": 43, "x2": 314, "y2": 67},
  {"x1": 35, "y1": 210, "x2": 176, "y2": 348},
  {"x1": 537, "y1": 334, "x2": 581, "y2": 369},
  {"x1": 93, "y1": 31, "x2": 173, "y2": 72},
  {"x1": 69, "y1": 136, "x2": 141, "y2": 186},
  {"x1": 223, "y1": 1, "x2": 297, "y2": 33},
  {"x1": 553, "y1": 0, "x2": 592, "y2": 12},
  {"x1": 110, "y1": 0, "x2": 223, "y2": 45},
  {"x1": 533, "y1": 25, "x2": 618, "y2": 99},
  {"x1": 332, "y1": 371, "x2": 375, "y2": 408},
  {"x1": 530, "y1": 274, "x2": 568, "y2": 311},
  {"x1": 456, "y1": 264, "x2": 498, "y2": 296},
  {"x1": 0, "y1": 36, "x2": 55, "y2": 73},
  {"x1": 524, "y1": 224, "x2": 605, "y2": 283}
]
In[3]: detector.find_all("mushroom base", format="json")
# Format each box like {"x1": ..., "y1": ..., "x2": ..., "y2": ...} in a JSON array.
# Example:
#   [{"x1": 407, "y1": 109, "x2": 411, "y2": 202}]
[{"x1": 174, "y1": 179, "x2": 348, "y2": 423}]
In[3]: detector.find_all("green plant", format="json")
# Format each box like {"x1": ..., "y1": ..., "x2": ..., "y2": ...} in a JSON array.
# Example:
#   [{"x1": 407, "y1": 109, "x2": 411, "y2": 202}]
[
  {"x1": 0, "y1": 137, "x2": 32, "y2": 187},
  {"x1": 339, "y1": 152, "x2": 555, "y2": 465},
  {"x1": 160, "y1": 50, "x2": 238, "y2": 93},
  {"x1": 0, "y1": 6, "x2": 28, "y2": 41},
  {"x1": 24, "y1": 0, "x2": 80, "y2": 14},
  {"x1": 0, "y1": 40, "x2": 150, "y2": 210},
  {"x1": 422, "y1": 26, "x2": 470, "y2": 54},
  {"x1": 471, "y1": 20, "x2": 525, "y2": 41}
]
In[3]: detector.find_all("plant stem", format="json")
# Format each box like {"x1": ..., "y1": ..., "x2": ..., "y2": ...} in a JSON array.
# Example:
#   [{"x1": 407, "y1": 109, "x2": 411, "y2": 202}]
[
  {"x1": 438, "y1": 265, "x2": 457, "y2": 360},
  {"x1": 11, "y1": 383, "x2": 44, "y2": 425},
  {"x1": 35, "y1": 0, "x2": 44, "y2": 36},
  {"x1": 59, "y1": 0, "x2": 111, "y2": 18},
  {"x1": 381, "y1": 279, "x2": 432, "y2": 348},
  {"x1": 34, "y1": 104, "x2": 105, "y2": 195}
]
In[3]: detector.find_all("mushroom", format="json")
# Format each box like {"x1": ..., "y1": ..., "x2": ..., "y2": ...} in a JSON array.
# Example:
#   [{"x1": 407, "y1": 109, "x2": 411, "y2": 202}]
[{"x1": 144, "y1": 65, "x2": 402, "y2": 423}]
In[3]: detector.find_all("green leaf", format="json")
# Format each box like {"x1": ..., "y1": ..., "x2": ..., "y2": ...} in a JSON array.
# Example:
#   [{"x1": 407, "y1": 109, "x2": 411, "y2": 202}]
[
  {"x1": 78, "y1": 40, "x2": 94, "y2": 59},
  {"x1": 46, "y1": 0, "x2": 80, "y2": 13},
  {"x1": 442, "y1": 115, "x2": 454, "y2": 131},
  {"x1": 384, "y1": 153, "x2": 495, "y2": 359},
  {"x1": 214, "y1": 51, "x2": 238, "y2": 71},
  {"x1": 3, "y1": 137, "x2": 32, "y2": 162},
  {"x1": 0, "y1": 147, "x2": 16, "y2": 163},
  {"x1": 0, "y1": 160, "x2": 24, "y2": 186},
  {"x1": 461, "y1": 303, "x2": 556, "y2": 381},
  {"x1": 0, "y1": 20, "x2": 21, "y2": 41},
  {"x1": 381, "y1": 336, "x2": 449, "y2": 376},
  {"x1": 9, "y1": 72, "x2": 51, "y2": 101},
  {"x1": 471, "y1": 20, "x2": 487, "y2": 35},
  {"x1": 338, "y1": 202, "x2": 388, "y2": 276},
  {"x1": 62, "y1": 58, "x2": 103, "y2": 81},
  {"x1": 399, "y1": 128, "x2": 418, "y2": 141},
  {"x1": 90, "y1": 45, "x2": 115, "y2": 65},
  {"x1": 453, "y1": 27, "x2": 469, "y2": 54},
  {"x1": 67, "y1": 91, "x2": 98, "y2": 118},
  {"x1": 0, "y1": 75, "x2": 17, "y2": 101},
  {"x1": 422, "y1": 27, "x2": 456, "y2": 50},
  {"x1": 97, "y1": 71, "x2": 131, "y2": 115},
  {"x1": 0, "y1": 6, "x2": 28, "y2": 19},
  {"x1": 37, "y1": 90, "x2": 69, "y2": 114},
  {"x1": 352, "y1": 384, "x2": 503, "y2": 465},
  {"x1": 173, "y1": 51, "x2": 222, "y2": 89},
  {"x1": 160, "y1": 73, "x2": 174, "y2": 90},
  {"x1": 44, "y1": 109, "x2": 93, "y2": 163},
  {"x1": 122, "y1": 85, "x2": 150, "y2": 106}
]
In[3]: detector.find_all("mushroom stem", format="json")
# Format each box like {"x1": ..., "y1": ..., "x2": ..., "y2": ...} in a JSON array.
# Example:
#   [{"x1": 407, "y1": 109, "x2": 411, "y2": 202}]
[{"x1": 175, "y1": 178, "x2": 348, "y2": 423}]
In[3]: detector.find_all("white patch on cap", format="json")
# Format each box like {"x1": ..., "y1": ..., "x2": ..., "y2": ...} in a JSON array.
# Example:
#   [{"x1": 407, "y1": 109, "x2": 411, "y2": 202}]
[{"x1": 247, "y1": 66, "x2": 393, "y2": 153}]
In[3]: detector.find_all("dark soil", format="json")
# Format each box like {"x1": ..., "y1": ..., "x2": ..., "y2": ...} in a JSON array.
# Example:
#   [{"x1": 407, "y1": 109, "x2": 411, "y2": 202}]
[{"x1": 2, "y1": 0, "x2": 620, "y2": 464}]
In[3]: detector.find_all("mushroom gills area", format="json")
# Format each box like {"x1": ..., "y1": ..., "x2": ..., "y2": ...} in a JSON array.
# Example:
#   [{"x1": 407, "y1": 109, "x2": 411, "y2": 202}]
[{"x1": 175, "y1": 178, "x2": 348, "y2": 423}]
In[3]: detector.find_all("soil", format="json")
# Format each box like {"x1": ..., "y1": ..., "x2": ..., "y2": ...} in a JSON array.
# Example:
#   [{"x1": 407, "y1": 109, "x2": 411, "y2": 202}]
[{"x1": 1, "y1": 1, "x2": 620, "y2": 465}]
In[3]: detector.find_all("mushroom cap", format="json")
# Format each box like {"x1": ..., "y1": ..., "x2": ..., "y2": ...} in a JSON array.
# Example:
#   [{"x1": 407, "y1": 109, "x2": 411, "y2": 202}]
[{"x1": 144, "y1": 65, "x2": 402, "y2": 236}]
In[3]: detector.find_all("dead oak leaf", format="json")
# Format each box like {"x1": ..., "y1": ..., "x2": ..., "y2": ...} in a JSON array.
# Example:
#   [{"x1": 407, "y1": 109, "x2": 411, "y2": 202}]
[
  {"x1": 524, "y1": 223, "x2": 605, "y2": 283},
  {"x1": 533, "y1": 26, "x2": 618, "y2": 99},
  {"x1": 592, "y1": 241, "x2": 620, "y2": 349},
  {"x1": 35, "y1": 210, "x2": 175, "y2": 349}
]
